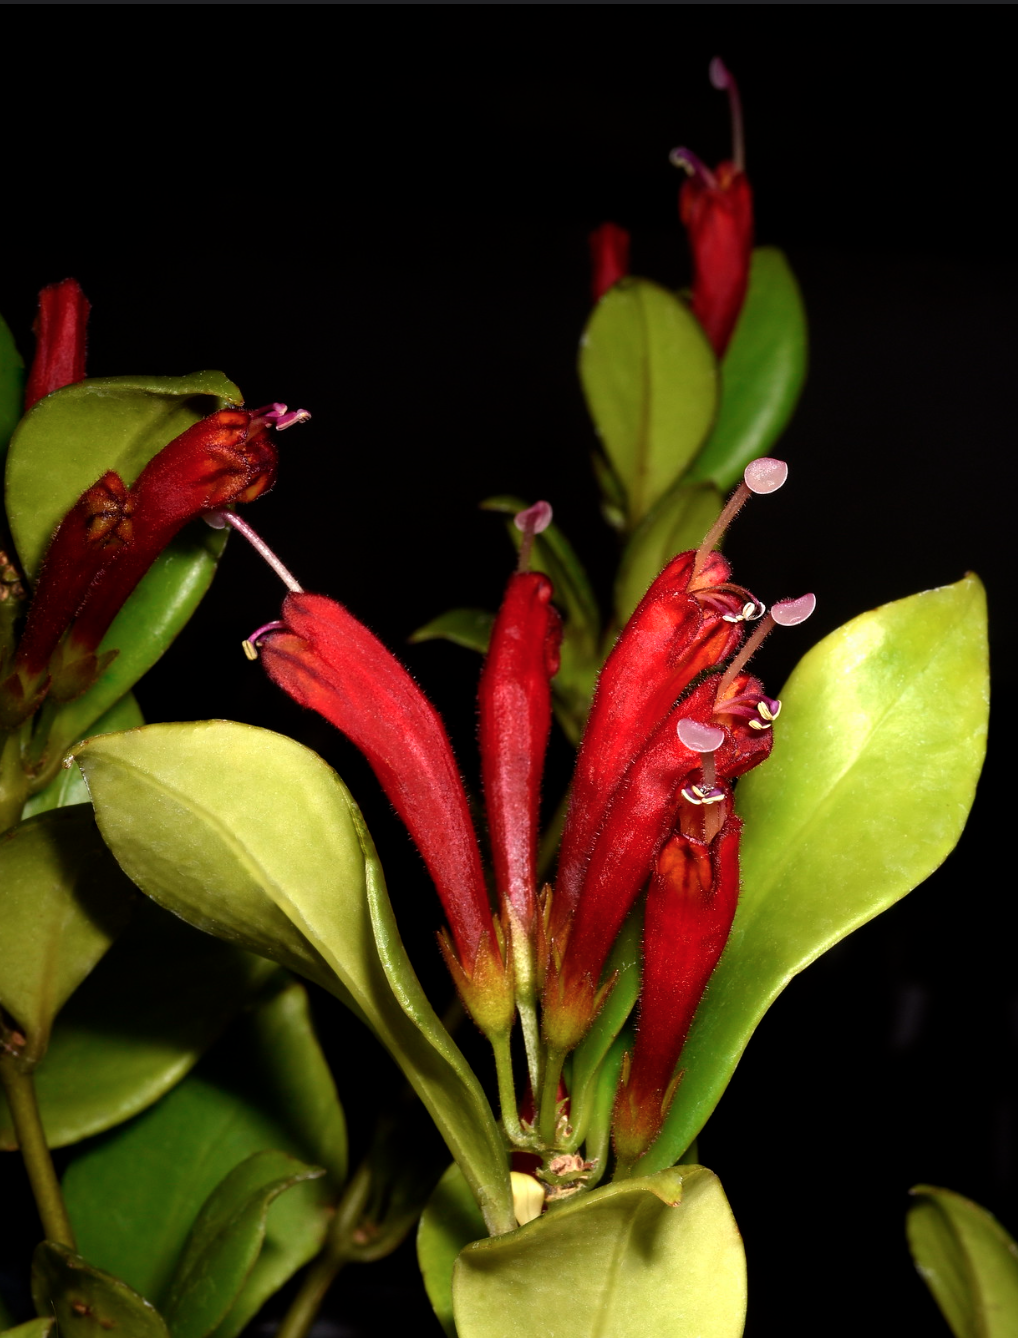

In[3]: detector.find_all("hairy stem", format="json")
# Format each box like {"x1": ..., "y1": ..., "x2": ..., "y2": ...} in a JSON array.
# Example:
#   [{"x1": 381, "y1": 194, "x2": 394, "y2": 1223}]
[
  {"x1": 0, "y1": 1057, "x2": 75, "y2": 1248},
  {"x1": 538, "y1": 1047, "x2": 566, "y2": 1147}
]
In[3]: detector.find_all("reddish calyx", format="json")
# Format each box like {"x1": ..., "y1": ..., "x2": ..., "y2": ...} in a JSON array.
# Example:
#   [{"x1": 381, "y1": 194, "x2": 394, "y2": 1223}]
[{"x1": 24, "y1": 279, "x2": 90, "y2": 410}]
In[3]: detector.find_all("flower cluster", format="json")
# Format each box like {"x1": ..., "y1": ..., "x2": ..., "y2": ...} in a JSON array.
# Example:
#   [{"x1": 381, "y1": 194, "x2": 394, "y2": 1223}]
[{"x1": 238, "y1": 458, "x2": 813, "y2": 1172}]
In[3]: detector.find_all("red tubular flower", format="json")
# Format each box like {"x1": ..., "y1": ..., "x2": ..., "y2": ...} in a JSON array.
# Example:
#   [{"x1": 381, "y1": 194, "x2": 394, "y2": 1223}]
[
  {"x1": 24, "y1": 279, "x2": 90, "y2": 410},
  {"x1": 672, "y1": 60, "x2": 753, "y2": 358},
  {"x1": 53, "y1": 409, "x2": 278, "y2": 697},
  {"x1": 544, "y1": 673, "x2": 771, "y2": 1051},
  {"x1": 553, "y1": 550, "x2": 749, "y2": 930},
  {"x1": 589, "y1": 223, "x2": 631, "y2": 303},
  {"x1": 478, "y1": 570, "x2": 562, "y2": 937},
  {"x1": 258, "y1": 591, "x2": 499, "y2": 977},
  {"x1": 612, "y1": 816, "x2": 742, "y2": 1166}
]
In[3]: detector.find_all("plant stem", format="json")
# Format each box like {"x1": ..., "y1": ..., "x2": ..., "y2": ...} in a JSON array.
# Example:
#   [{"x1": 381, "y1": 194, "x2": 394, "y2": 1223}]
[
  {"x1": 538, "y1": 1047, "x2": 566, "y2": 1147},
  {"x1": 491, "y1": 1032, "x2": 525, "y2": 1145},
  {"x1": 0, "y1": 1057, "x2": 75, "y2": 1248},
  {"x1": 274, "y1": 1162, "x2": 372, "y2": 1338}
]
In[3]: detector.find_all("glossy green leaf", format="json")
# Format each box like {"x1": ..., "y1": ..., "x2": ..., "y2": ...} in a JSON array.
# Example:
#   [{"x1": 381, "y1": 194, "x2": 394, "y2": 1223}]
[
  {"x1": 0, "y1": 806, "x2": 135, "y2": 1063},
  {"x1": 686, "y1": 248, "x2": 808, "y2": 491},
  {"x1": 0, "y1": 1292, "x2": 14, "y2": 1332},
  {"x1": 614, "y1": 481, "x2": 723, "y2": 625},
  {"x1": 1, "y1": 1321, "x2": 55, "y2": 1338},
  {"x1": 907, "y1": 1185, "x2": 1018, "y2": 1338},
  {"x1": 0, "y1": 310, "x2": 24, "y2": 463},
  {"x1": 418, "y1": 1163, "x2": 489, "y2": 1337},
  {"x1": 0, "y1": 900, "x2": 275, "y2": 1150},
  {"x1": 42, "y1": 523, "x2": 227, "y2": 765},
  {"x1": 74, "y1": 721, "x2": 515, "y2": 1236},
  {"x1": 579, "y1": 279, "x2": 718, "y2": 525},
  {"x1": 568, "y1": 909, "x2": 641, "y2": 1151},
  {"x1": 31, "y1": 1243, "x2": 168, "y2": 1338},
  {"x1": 63, "y1": 977, "x2": 345, "y2": 1332},
  {"x1": 453, "y1": 1166, "x2": 745, "y2": 1338},
  {"x1": 5, "y1": 373, "x2": 241, "y2": 579},
  {"x1": 23, "y1": 693, "x2": 144, "y2": 820},
  {"x1": 164, "y1": 1150, "x2": 324, "y2": 1338},
  {"x1": 410, "y1": 608, "x2": 495, "y2": 655},
  {"x1": 638, "y1": 576, "x2": 990, "y2": 1173}
]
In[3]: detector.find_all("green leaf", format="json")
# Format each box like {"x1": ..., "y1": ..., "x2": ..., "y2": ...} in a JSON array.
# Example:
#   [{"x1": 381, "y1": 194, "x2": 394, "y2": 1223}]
[
  {"x1": 638, "y1": 576, "x2": 990, "y2": 1174},
  {"x1": 452, "y1": 1166, "x2": 745, "y2": 1338},
  {"x1": 686, "y1": 248, "x2": 808, "y2": 492},
  {"x1": 614, "y1": 481, "x2": 723, "y2": 625},
  {"x1": 579, "y1": 279, "x2": 718, "y2": 525},
  {"x1": 0, "y1": 806, "x2": 135, "y2": 1063},
  {"x1": 0, "y1": 900, "x2": 276, "y2": 1150},
  {"x1": 1, "y1": 1321, "x2": 55, "y2": 1338},
  {"x1": 23, "y1": 693, "x2": 144, "y2": 820},
  {"x1": 74, "y1": 721, "x2": 515, "y2": 1236},
  {"x1": 42, "y1": 522, "x2": 227, "y2": 764},
  {"x1": 0, "y1": 310, "x2": 25, "y2": 464},
  {"x1": 410, "y1": 608, "x2": 495, "y2": 655},
  {"x1": 163, "y1": 1150, "x2": 324, "y2": 1338},
  {"x1": 5, "y1": 373, "x2": 241, "y2": 579},
  {"x1": 568, "y1": 908, "x2": 641, "y2": 1151},
  {"x1": 63, "y1": 977, "x2": 346, "y2": 1330},
  {"x1": 418, "y1": 1163, "x2": 489, "y2": 1338},
  {"x1": 907, "y1": 1185, "x2": 1018, "y2": 1338},
  {"x1": 31, "y1": 1242, "x2": 168, "y2": 1338}
]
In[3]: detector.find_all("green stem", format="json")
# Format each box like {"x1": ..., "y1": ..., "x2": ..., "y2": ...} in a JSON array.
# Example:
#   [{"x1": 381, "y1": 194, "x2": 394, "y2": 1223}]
[
  {"x1": 538, "y1": 1047, "x2": 566, "y2": 1147},
  {"x1": 0, "y1": 729, "x2": 28, "y2": 834},
  {"x1": 491, "y1": 1032, "x2": 525, "y2": 1145},
  {"x1": 0, "y1": 1057, "x2": 76, "y2": 1248},
  {"x1": 517, "y1": 994, "x2": 543, "y2": 1106},
  {"x1": 274, "y1": 1162, "x2": 372, "y2": 1338}
]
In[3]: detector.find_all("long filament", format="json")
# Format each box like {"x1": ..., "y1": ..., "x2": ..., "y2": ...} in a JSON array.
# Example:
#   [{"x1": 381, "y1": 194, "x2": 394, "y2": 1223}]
[{"x1": 221, "y1": 512, "x2": 304, "y2": 593}]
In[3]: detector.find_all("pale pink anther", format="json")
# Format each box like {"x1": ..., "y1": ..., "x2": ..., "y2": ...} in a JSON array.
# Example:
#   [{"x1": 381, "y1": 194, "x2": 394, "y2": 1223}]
[
  {"x1": 744, "y1": 458, "x2": 788, "y2": 495},
  {"x1": 251, "y1": 403, "x2": 312, "y2": 431},
  {"x1": 771, "y1": 593, "x2": 816, "y2": 627},
  {"x1": 677, "y1": 719, "x2": 726, "y2": 753},
  {"x1": 513, "y1": 500, "x2": 553, "y2": 535},
  {"x1": 669, "y1": 147, "x2": 718, "y2": 189}
]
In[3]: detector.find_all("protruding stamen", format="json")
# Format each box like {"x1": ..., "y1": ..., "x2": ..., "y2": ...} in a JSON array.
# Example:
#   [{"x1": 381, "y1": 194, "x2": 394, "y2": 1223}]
[
  {"x1": 714, "y1": 592, "x2": 814, "y2": 703},
  {"x1": 709, "y1": 57, "x2": 745, "y2": 172},
  {"x1": 669, "y1": 147, "x2": 718, "y2": 189},
  {"x1": 514, "y1": 500, "x2": 553, "y2": 572},
  {"x1": 250, "y1": 403, "x2": 312, "y2": 432},
  {"x1": 214, "y1": 511, "x2": 304, "y2": 594},
  {"x1": 242, "y1": 620, "x2": 286, "y2": 660},
  {"x1": 681, "y1": 783, "x2": 726, "y2": 807},
  {"x1": 693, "y1": 457, "x2": 787, "y2": 579},
  {"x1": 744, "y1": 457, "x2": 788, "y2": 495},
  {"x1": 772, "y1": 593, "x2": 816, "y2": 626}
]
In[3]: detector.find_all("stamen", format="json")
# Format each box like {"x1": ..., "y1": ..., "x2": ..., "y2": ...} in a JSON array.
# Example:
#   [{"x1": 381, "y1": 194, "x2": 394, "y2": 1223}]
[
  {"x1": 692, "y1": 457, "x2": 787, "y2": 578},
  {"x1": 514, "y1": 500, "x2": 553, "y2": 572},
  {"x1": 250, "y1": 403, "x2": 312, "y2": 432},
  {"x1": 669, "y1": 147, "x2": 718, "y2": 190},
  {"x1": 677, "y1": 718, "x2": 725, "y2": 794},
  {"x1": 714, "y1": 592, "x2": 815, "y2": 703},
  {"x1": 680, "y1": 783, "x2": 726, "y2": 807},
  {"x1": 722, "y1": 599, "x2": 767, "y2": 624},
  {"x1": 242, "y1": 620, "x2": 286, "y2": 660},
  {"x1": 211, "y1": 511, "x2": 304, "y2": 594},
  {"x1": 709, "y1": 57, "x2": 745, "y2": 173}
]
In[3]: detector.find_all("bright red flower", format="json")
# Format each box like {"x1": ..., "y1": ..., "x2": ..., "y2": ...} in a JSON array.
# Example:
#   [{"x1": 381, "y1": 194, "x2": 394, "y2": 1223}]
[
  {"x1": 24, "y1": 279, "x2": 90, "y2": 410},
  {"x1": 588, "y1": 223, "x2": 631, "y2": 304},
  {"x1": 672, "y1": 59, "x2": 754, "y2": 358}
]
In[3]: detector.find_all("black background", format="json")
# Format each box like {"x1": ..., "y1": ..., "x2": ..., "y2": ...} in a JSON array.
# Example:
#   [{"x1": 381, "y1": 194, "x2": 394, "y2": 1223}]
[{"x1": 1, "y1": 12, "x2": 1013, "y2": 1336}]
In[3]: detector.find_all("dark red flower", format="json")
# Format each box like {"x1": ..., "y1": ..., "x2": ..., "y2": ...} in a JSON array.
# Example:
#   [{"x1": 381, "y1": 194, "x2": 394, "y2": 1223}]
[
  {"x1": 588, "y1": 223, "x2": 631, "y2": 304},
  {"x1": 24, "y1": 279, "x2": 90, "y2": 410},
  {"x1": 672, "y1": 60, "x2": 754, "y2": 357}
]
